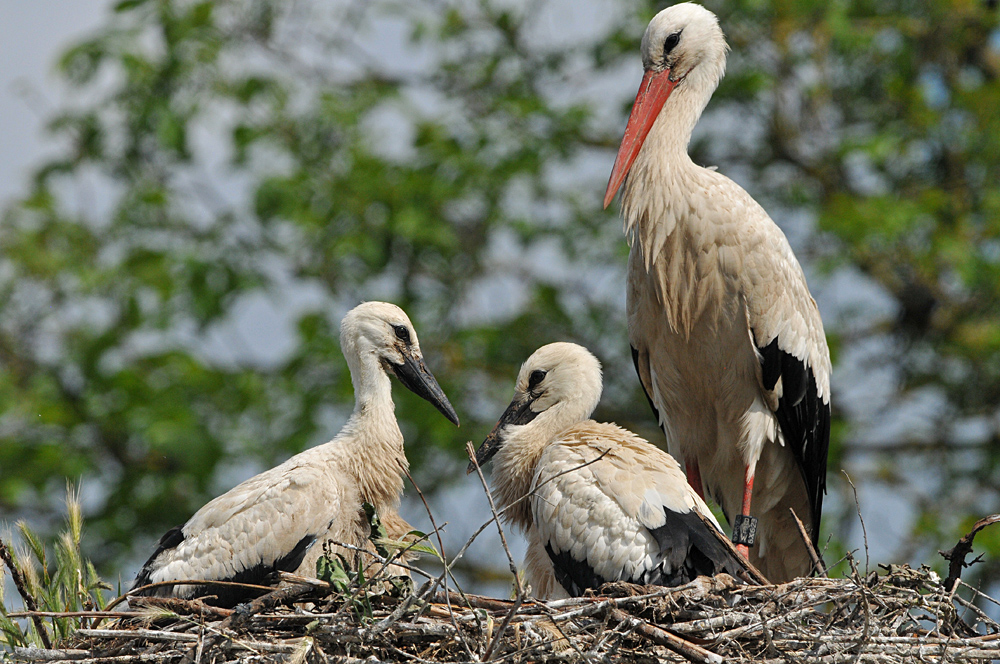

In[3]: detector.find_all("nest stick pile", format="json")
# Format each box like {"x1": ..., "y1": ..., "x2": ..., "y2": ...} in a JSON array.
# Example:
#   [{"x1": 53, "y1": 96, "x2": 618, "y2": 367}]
[{"x1": 10, "y1": 563, "x2": 1000, "y2": 664}]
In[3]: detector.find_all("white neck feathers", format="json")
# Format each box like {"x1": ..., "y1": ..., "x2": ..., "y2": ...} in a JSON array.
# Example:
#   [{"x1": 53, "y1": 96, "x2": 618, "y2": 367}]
[{"x1": 336, "y1": 327, "x2": 407, "y2": 511}]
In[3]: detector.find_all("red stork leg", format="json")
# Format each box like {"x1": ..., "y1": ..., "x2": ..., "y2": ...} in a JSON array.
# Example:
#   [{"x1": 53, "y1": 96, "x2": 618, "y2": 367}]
[
  {"x1": 735, "y1": 468, "x2": 756, "y2": 559},
  {"x1": 685, "y1": 459, "x2": 704, "y2": 500}
]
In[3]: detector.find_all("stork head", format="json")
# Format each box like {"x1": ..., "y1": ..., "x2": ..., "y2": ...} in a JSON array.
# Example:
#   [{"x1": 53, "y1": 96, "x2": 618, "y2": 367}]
[
  {"x1": 341, "y1": 301, "x2": 460, "y2": 426},
  {"x1": 469, "y1": 342, "x2": 602, "y2": 472},
  {"x1": 603, "y1": 3, "x2": 728, "y2": 208}
]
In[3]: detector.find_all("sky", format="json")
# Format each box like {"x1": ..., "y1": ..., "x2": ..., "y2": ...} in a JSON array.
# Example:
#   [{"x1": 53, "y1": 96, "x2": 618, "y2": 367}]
[{"x1": 0, "y1": 0, "x2": 111, "y2": 208}]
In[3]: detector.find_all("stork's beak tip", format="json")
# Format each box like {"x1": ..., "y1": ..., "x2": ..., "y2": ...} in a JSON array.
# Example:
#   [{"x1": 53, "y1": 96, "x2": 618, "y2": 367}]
[
  {"x1": 435, "y1": 394, "x2": 460, "y2": 427},
  {"x1": 393, "y1": 353, "x2": 460, "y2": 427},
  {"x1": 602, "y1": 189, "x2": 615, "y2": 210}
]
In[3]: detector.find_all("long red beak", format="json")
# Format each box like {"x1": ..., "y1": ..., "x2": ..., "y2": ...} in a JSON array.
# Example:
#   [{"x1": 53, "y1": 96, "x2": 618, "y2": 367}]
[{"x1": 603, "y1": 68, "x2": 678, "y2": 209}]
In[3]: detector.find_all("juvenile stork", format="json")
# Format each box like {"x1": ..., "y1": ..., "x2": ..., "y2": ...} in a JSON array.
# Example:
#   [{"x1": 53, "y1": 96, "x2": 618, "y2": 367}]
[
  {"x1": 603, "y1": 3, "x2": 831, "y2": 581},
  {"x1": 471, "y1": 342, "x2": 762, "y2": 600},
  {"x1": 133, "y1": 302, "x2": 459, "y2": 606}
]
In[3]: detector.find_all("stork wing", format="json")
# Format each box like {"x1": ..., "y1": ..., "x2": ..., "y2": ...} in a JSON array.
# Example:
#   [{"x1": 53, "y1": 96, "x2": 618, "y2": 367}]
[
  {"x1": 743, "y1": 222, "x2": 832, "y2": 544},
  {"x1": 134, "y1": 448, "x2": 340, "y2": 606},
  {"x1": 755, "y1": 335, "x2": 831, "y2": 542},
  {"x1": 530, "y1": 424, "x2": 758, "y2": 596}
]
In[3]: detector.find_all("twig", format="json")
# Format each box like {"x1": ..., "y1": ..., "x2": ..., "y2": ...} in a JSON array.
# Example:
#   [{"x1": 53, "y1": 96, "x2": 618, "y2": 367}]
[
  {"x1": 0, "y1": 535, "x2": 53, "y2": 649},
  {"x1": 845, "y1": 553, "x2": 872, "y2": 660},
  {"x1": 599, "y1": 609, "x2": 639, "y2": 659},
  {"x1": 105, "y1": 578, "x2": 275, "y2": 612},
  {"x1": 195, "y1": 609, "x2": 205, "y2": 664},
  {"x1": 466, "y1": 441, "x2": 524, "y2": 661},
  {"x1": 400, "y1": 462, "x2": 477, "y2": 662},
  {"x1": 6, "y1": 611, "x2": 138, "y2": 620},
  {"x1": 77, "y1": 628, "x2": 198, "y2": 642},
  {"x1": 126, "y1": 596, "x2": 233, "y2": 620},
  {"x1": 939, "y1": 514, "x2": 1000, "y2": 591},
  {"x1": 607, "y1": 607, "x2": 724, "y2": 664},
  {"x1": 465, "y1": 441, "x2": 523, "y2": 597},
  {"x1": 11, "y1": 647, "x2": 90, "y2": 661},
  {"x1": 842, "y1": 471, "x2": 869, "y2": 574},
  {"x1": 429, "y1": 590, "x2": 526, "y2": 613},
  {"x1": 790, "y1": 507, "x2": 828, "y2": 577},
  {"x1": 219, "y1": 582, "x2": 315, "y2": 631}
]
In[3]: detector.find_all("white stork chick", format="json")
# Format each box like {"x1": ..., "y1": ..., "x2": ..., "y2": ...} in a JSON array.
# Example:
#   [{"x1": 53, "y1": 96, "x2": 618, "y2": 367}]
[
  {"x1": 470, "y1": 342, "x2": 761, "y2": 600},
  {"x1": 603, "y1": 3, "x2": 831, "y2": 581},
  {"x1": 132, "y1": 301, "x2": 459, "y2": 606}
]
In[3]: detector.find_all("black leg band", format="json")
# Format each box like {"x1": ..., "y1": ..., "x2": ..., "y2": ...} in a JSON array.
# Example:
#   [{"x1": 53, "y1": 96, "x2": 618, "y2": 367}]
[{"x1": 732, "y1": 515, "x2": 757, "y2": 546}]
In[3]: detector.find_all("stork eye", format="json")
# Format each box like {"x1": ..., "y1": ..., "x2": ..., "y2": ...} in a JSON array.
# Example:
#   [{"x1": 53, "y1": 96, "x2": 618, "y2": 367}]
[
  {"x1": 393, "y1": 325, "x2": 411, "y2": 343},
  {"x1": 528, "y1": 370, "x2": 547, "y2": 389},
  {"x1": 663, "y1": 30, "x2": 682, "y2": 57}
]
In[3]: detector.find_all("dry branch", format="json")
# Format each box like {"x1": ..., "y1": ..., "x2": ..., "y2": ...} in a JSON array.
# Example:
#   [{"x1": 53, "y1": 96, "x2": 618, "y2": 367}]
[
  {"x1": 790, "y1": 507, "x2": 828, "y2": 577},
  {"x1": 607, "y1": 607, "x2": 723, "y2": 664},
  {"x1": 940, "y1": 514, "x2": 1000, "y2": 591}
]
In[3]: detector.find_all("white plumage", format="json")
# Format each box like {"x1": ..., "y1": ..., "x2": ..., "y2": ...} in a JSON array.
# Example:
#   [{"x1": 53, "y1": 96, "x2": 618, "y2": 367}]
[
  {"x1": 604, "y1": 3, "x2": 831, "y2": 582},
  {"x1": 132, "y1": 301, "x2": 459, "y2": 606},
  {"x1": 471, "y1": 342, "x2": 760, "y2": 600}
]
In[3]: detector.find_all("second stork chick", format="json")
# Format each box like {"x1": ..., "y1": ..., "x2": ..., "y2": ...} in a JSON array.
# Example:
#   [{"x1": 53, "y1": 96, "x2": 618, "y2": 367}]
[
  {"x1": 133, "y1": 301, "x2": 460, "y2": 606},
  {"x1": 471, "y1": 342, "x2": 762, "y2": 600}
]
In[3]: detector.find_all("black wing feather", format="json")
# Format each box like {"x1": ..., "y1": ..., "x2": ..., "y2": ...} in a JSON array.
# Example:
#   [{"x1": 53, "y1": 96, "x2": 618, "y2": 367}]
[
  {"x1": 780, "y1": 348, "x2": 808, "y2": 406},
  {"x1": 206, "y1": 533, "x2": 316, "y2": 607},
  {"x1": 132, "y1": 525, "x2": 185, "y2": 590},
  {"x1": 645, "y1": 509, "x2": 750, "y2": 586},
  {"x1": 631, "y1": 345, "x2": 661, "y2": 425},
  {"x1": 545, "y1": 544, "x2": 609, "y2": 597},
  {"x1": 757, "y1": 337, "x2": 830, "y2": 543},
  {"x1": 759, "y1": 338, "x2": 782, "y2": 391},
  {"x1": 132, "y1": 526, "x2": 317, "y2": 608},
  {"x1": 544, "y1": 509, "x2": 756, "y2": 597}
]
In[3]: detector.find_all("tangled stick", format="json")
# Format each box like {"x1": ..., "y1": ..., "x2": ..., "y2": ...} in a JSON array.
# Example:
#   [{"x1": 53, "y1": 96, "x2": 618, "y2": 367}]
[{"x1": 940, "y1": 514, "x2": 1000, "y2": 592}]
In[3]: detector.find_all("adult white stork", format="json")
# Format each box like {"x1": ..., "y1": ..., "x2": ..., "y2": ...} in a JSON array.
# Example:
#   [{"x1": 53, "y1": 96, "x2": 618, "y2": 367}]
[
  {"x1": 603, "y1": 3, "x2": 831, "y2": 581},
  {"x1": 470, "y1": 342, "x2": 763, "y2": 600},
  {"x1": 132, "y1": 301, "x2": 459, "y2": 606}
]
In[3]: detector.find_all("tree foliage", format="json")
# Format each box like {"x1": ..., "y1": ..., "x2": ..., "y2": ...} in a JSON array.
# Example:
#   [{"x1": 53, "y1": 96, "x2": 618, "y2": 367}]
[{"x1": 0, "y1": 0, "x2": 998, "y2": 591}]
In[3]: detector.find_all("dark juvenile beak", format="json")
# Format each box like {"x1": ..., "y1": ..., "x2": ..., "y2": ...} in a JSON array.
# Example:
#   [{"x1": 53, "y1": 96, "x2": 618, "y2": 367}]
[
  {"x1": 393, "y1": 351, "x2": 460, "y2": 426},
  {"x1": 466, "y1": 394, "x2": 539, "y2": 474}
]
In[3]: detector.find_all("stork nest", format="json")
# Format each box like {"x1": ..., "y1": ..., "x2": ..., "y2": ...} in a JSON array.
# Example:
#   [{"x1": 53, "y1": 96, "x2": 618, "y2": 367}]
[{"x1": 10, "y1": 562, "x2": 1000, "y2": 664}]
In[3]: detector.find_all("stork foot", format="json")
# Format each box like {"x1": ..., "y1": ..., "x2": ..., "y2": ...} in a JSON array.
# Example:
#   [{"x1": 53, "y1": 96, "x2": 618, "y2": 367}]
[{"x1": 731, "y1": 466, "x2": 757, "y2": 561}]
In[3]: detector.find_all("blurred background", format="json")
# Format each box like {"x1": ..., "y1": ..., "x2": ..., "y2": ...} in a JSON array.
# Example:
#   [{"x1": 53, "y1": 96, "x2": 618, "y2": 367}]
[{"x1": 1, "y1": 0, "x2": 999, "y2": 601}]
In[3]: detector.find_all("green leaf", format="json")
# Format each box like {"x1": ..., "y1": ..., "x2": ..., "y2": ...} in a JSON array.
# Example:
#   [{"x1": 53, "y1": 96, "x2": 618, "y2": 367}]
[
  {"x1": 315, "y1": 554, "x2": 351, "y2": 593},
  {"x1": 114, "y1": 0, "x2": 149, "y2": 11}
]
